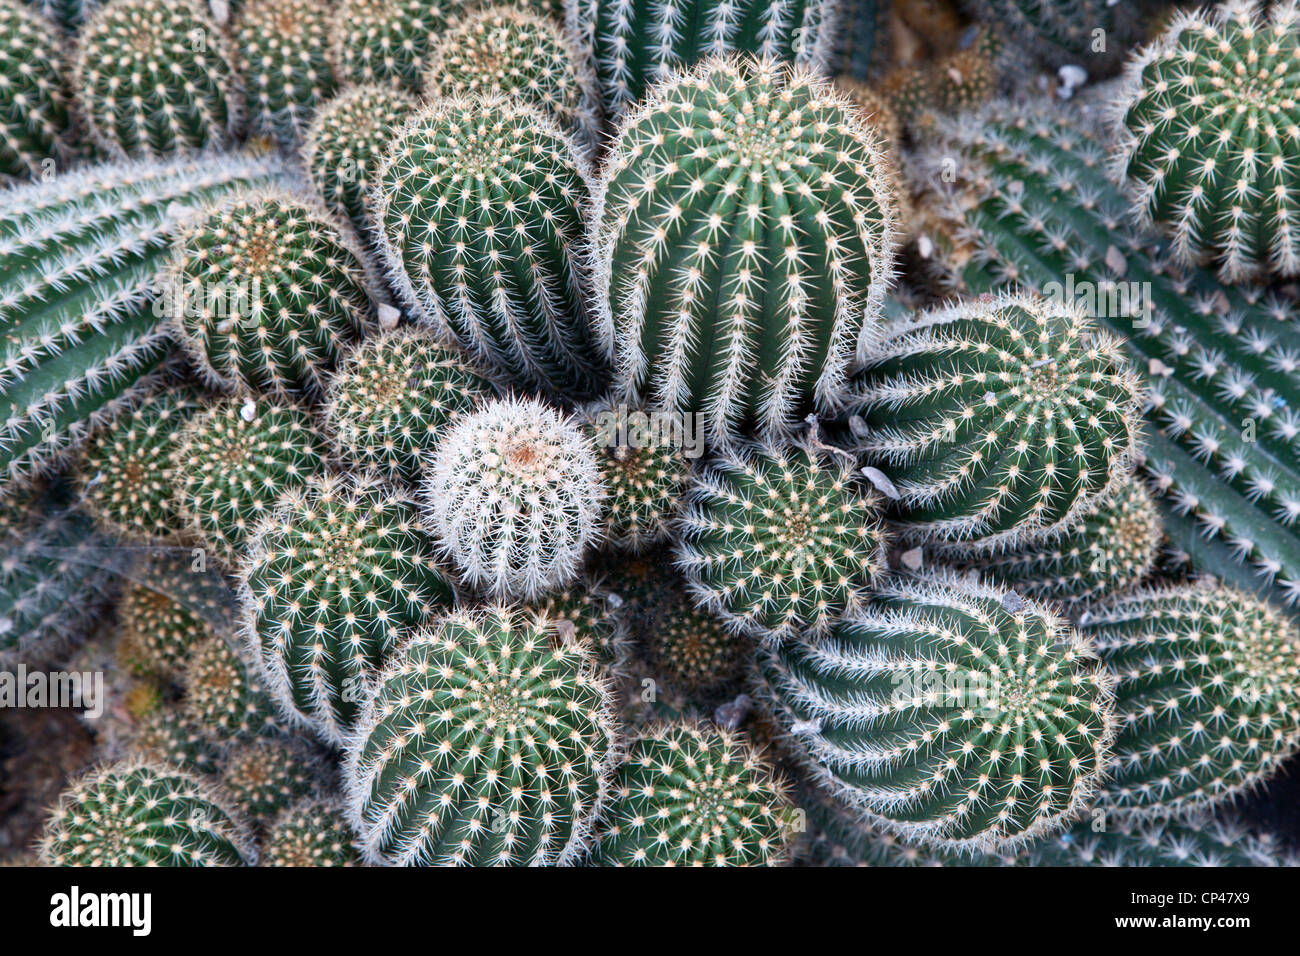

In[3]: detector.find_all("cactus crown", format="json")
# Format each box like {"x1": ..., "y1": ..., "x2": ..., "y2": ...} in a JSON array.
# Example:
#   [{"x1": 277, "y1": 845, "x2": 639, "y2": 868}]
[
  {"x1": 0, "y1": 0, "x2": 75, "y2": 181},
  {"x1": 331, "y1": 0, "x2": 467, "y2": 92},
  {"x1": 117, "y1": 577, "x2": 217, "y2": 679},
  {"x1": 265, "y1": 798, "x2": 361, "y2": 866},
  {"x1": 234, "y1": 0, "x2": 339, "y2": 146},
  {"x1": 182, "y1": 635, "x2": 280, "y2": 741},
  {"x1": 221, "y1": 737, "x2": 322, "y2": 825}
]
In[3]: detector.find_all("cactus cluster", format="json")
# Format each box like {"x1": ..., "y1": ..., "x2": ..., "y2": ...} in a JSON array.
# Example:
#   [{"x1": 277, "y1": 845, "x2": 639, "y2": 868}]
[
  {"x1": 0, "y1": 0, "x2": 76, "y2": 181},
  {"x1": 234, "y1": 0, "x2": 339, "y2": 146}
]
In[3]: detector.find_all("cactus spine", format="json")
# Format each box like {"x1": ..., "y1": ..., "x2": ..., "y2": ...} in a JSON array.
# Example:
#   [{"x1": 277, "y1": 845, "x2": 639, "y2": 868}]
[
  {"x1": 234, "y1": 0, "x2": 339, "y2": 147},
  {"x1": 330, "y1": 0, "x2": 467, "y2": 93},
  {"x1": 264, "y1": 798, "x2": 361, "y2": 866},
  {"x1": 220, "y1": 737, "x2": 321, "y2": 826},
  {"x1": 182, "y1": 634, "x2": 280, "y2": 741},
  {"x1": 0, "y1": 0, "x2": 76, "y2": 181}
]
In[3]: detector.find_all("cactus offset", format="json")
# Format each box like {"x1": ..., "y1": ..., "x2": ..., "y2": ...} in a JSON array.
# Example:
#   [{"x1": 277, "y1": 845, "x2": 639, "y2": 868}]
[
  {"x1": 182, "y1": 634, "x2": 281, "y2": 741},
  {"x1": 220, "y1": 737, "x2": 322, "y2": 826},
  {"x1": 331, "y1": 0, "x2": 467, "y2": 92}
]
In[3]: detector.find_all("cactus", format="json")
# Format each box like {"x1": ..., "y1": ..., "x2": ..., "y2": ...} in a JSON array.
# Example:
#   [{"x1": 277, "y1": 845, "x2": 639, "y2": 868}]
[
  {"x1": 647, "y1": 590, "x2": 745, "y2": 691},
  {"x1": 0, "y1": 0, "x2": 76, "y2": 181},
  {"x1": 927, "y1": 98, "x2": 1300, "y2": 608},
  {"x1": 345, "y1": 606, "x2": 618, "y2": 866},
  {"x1": 1024, "y1": 811, "x2": 1300, "y2": 867},
  {"x1": 676, "y1": 438, "x2": 890, "y2": 641},
  {"x1": 527, "y1": 579, "x2": 632, "y2": 677},
  {"x1": 169, "y1": 190, "x2": 376, "y2": 402},
  {"x1": 0, "y1": 151, "x2": 283, "y2": 493},
  {"x1": 74, "y1": 0, "x2": 242, "y2": 158},
  {"x1": 126, "y1": 707, "x2": 221, "y2": 774},
  {"x1": 425, "y1": 6, "x2": 596, "y2": 138},
  {"x1": 24, "y1": 0, "x2": 99, "y2": 31},
  {"x1": 175, "y1": 398, "x2": 327, "y2": 566},
  {"x1": 220, "y1": 737, "x2": 321, "y2": 826},
  {"x1": 39, "y1": 759, "x2": 255, "y2": 866},
  {"x1": 242, "y1": 474, "x2": 457, "y2": 745},
  {"x1": 324, "y1": 329, "x2": 495, "y2": 485},
  {"x1": 374, "y1": 94, "x2": 607, "y2": 399},
  {"x1": 182, "y1": 635, "x2": 280, "y2": 740},
  {"x1": 1080, "y1": 583, "x2": 1300, "y2": 818},
  {"x1": 233, "y1": 0, "x2": 339, "y2": 147},
  {"x1": 593, "y1": 721, "x2": 792, "y2": 866},
  {"x1": 330, "y1": 0, "x2": 467, "y2": 92},
  {"x1": 962, "y1": 0, "x2": 1140, "y2": 73},
  {"x1": 961, "y1": 472, "x2": 1163, "y2": 606},
  {"x1": 834, "y1": 0, "x2": 888, "y2": 80},
  {"x1": 879, "y1": 26, "x2": 1002, "y2": 129},
  {"x1": 758, "y1": 574, "x2": 1116, "y2": 853},
  {"x1": 1112, "y1": 1, "x2": 1300, "y2": 281},
  {"x1": 423, "y1": 396, "x2": 605, "y2": 601},
  {"x1": 594, "y1": 58, "x2": 900, "y2": 447},
  {"x1": 573, "y1": 0, "x2": 841, "y2": 121},
  {"x1": 264, "y1": 798, "x2": 362, "y2": 866},
  {"x1": 846, "y1": 291, "x2": 1145, "y2": 551},
  {"x1": 116, "y1": 577, "x2": 218, "y2": 679}
]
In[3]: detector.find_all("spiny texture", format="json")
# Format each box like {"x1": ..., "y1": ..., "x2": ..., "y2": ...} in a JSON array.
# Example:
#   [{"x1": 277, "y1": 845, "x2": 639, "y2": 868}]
[
  {"x1": 170, "y1": 190, "x2": 375, "y2": 401},
  {"x1": 264, "y1": 798, "x2": 361, "y2": 866},
  {"x1": 594, "y1": 722, "x2": 791, "y2": 866},
  {"x1": 175, "y1": 398, "x2": 326, "y2": 566},
  {"x1": 0, "y1": 151, "x2": 282, "y2": 493},
  {"x1": 759, "y1": 575, "x2": 1115, "y2": 852},
  {"x1": 929, "y1": 98, "x2": 1300, "y2": 608},
  {"x1": 1113, "y1": 1, "x2": 1300, "y2": 281},
  {"x1": 848, "y1": 292, "x2": 1144, "y2": 551},
  {"x1": 117, "y1": 577, "x2": 217, "y2": 679},
  {"x1": 879, "y1": 26, "x2": 1001, "y2": 128},
  {"x1": 182, "y1": 634, "x2": 280, "y2": 741},
  {"x1": 302, "y1": 83, "x2": 418, "y2": 236},
  {"x1": 221, "y1": 738, "x2": 320, "y2": 826},
  {"x1": 676, "y1": 439, "x2": 889, "y2": 641},
  {"x1": 325, "y1": 329, "x2": 495, "y2": 485},
  {"x1": 964, "y1": 0, "x2": 1140, "y2": 72},
  {"x1": 596, "y1": 58, "x2": 899, "y2": 446},
  {"x1": 234, "y1": 0, "x2": 339, "y2": 147},
  {"x1": 423, "y1": 396, "x2": 605, "y2": 601},
  {"x1": 345, "y1": 606, "x2": 618, "y2": 866},
  {"x1": 833, "y1": 0, "x2": 887, "y2": 80},
  {"x1": 425, "y1": 6, "x2": 595, "y2": 136},
  {"x1": 526, "y1": 580, "x2": 632, "y2": 677},
  {"x1": 39, "y1": 759, "x2": 254, "y2": 866},
  {"x1": 77, "y1": 387, "x2": 198, "y2": 542},
  {"x1": 126, "y1": 707, "x2": 221, "y2": 774},
  {"x1": 74, "y1": 0, "x2": 241, "y2": 158},
  {"x1": 1080, "y1": 583, "x2": 1300, "y2": 818},
  {"x1": 963, "y1": 472, "x2": 1163, "y2": 605},
  {"x1": 0, "y1": 0, "x2": 76, "y2": 181},
  {"x1": 375, "y1": 95, "x2": 607, "y2": 399},
  {"x1": 648, "y1": 590, "x2": 744, "y2": 691},
  {"x1": 331, "y1": 0, "x2": 467, "y2": 92},
  {"x1": 25, "y1": 0, "x2": 98, "y2": 32},
  {"x1": 1023, "y1": 811, "x2": 1299, "y2": 867},
  {"x1": 575, "y1": 0, "x2": 840, "y2": 121},
  {"x1": 243, "y1": 475, "x2": 457, "y2": 746}
]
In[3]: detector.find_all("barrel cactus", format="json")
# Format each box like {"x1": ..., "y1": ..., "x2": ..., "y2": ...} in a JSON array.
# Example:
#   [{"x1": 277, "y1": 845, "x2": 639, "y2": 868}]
[
  {"x1": 647, "y1": 590, "x2": 745, "y2": 691},
  {"x1": 264, "y1": 798, "x2": 362, "y2": 866},
  {"x1": 526, "y1": 580, "x2": 632, "y2": 677},
  {"x1": 331, "y1": 0, "x2": 467, "y2": 92},
  {"x1": 126, "y1": 707, "x2": 222, "y2": 775},
  {"x1": 117, "y1": 576, "x2": 219, "y2": 679},
  {"x1": 0, "y1": 0, "x2": 76, "y2": 181},
  {"x1": 182, "y1": 635, "x2": 281, "y2": 741},
  {"x1": 220, "y1": 737, "x2": 322, "y2": 826}
]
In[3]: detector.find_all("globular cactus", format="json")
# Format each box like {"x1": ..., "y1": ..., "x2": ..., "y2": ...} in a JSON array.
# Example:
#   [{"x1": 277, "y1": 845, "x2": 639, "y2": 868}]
[
  {"x1": 233, "y1": 0, "x2": 339, "y2": 147},
  {"x1": 676, "y1": 439, "x2": 889, "y2": 641},
  {"x1": 847, "y1": 292, "x2": 1144, "y2": 551},
  {"x1": 0, "y1": 151, "x2": 283, "y2": 493},
  {"x1": 834, "y1": 0, "x2": 888, "y2": 80},
  {"x1": 593, "y1": 721, "x2": 793, "y2": 866},
  {"x1": 169, "y1": 190, "x2": 376, "y2": 402},
  {"x1": 879, "y1": 26, "x2": 1002, "y2": 129},
  {"x1": 330, "y1": 0, "x2": 467, "y2": 92},
  {"x1": 1113, "y1": 1, "x2": 1300, "y2": 281},
  {"x1": 116, "y1": 577, "x2": 219, "y2": 679},
  {"x1": 220, "y1": 737, "x2": 321, "y2": 826},
  {"x1": 374, "y1": 95, "x2": 607, "y2": 398},
  {"x1": 0, "y1": 0, "x2": 76, "y2": 181},
  {"x1": 126, "y1": 707, "x2": 222, "y2": 774},
  {"x1": 175, "y1": 398, "x2": 327, "y2": 566},
  {"x1": 595, "y1": 58, "x2": 900, "y2": 447},
  {"x1": 74, "y1": 0, "x2": 242, "y2": 158},
  {"x1": 77, "y1": 387, "x2": 199, "y2": 543},
  {"x1": 182, "y1": 635, "x2": 280, "y2": 740},
  {"x1": 647, "y1": 590, "x2": 745, "y2": 692},
  {"x1": 39, "y1": 759, "x2": 255, "y2": 866},
  {"x1": 423, "y1": 396, "x2": 605, "y2": 601},
  {"x1": 574, "y1": 0, "x2": 841, "y2": 121},
  {"x1": 961, "y1": 472, "x2": 1163, "y2": 606},
  {"x1": 345, "y1": 606, "x2": 618, "y2": 866},
  {"x1": 242, "y1": 475, "x2": 457, "y2": 745},
  {"x1": 264, "y1": 798, "x2": 362, "y2": 866},
  {"x1": 303, "y1": 84, "x2": 418, "y2": 237},
  {"x1": 527, "y1": 580, "x2": 632, "y2": 677},
  {"x1": 324, "y1": 329, "x2": 495, "y2": 484},
  {"x1": 1080, "y1": 582, "x2": 1300, "y2": 818},
  {"x1": 1024, "y1": 811, "x2": 1300, "y2": 867},
  {"x1": 963, "y1": 0, "x2": 1140, "y2": 73},
  {"x1": 425, "y1": 6, "x2": 596, "y2": 138},
  {"x1": 759, "y1": 574, "x2": 1116, "y2": 853}
]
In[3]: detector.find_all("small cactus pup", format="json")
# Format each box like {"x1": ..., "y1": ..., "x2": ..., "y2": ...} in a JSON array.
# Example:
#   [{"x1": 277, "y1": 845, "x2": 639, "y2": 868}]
[
  {"x1": 74, "y1": 0, "x2": 242, "y2": 158},
  {"x1": 1080, "y1": 582, "x2": 1300, "y2": 819},
  {"x1": 0, "y1": 0, "x2": 76, "y2": 181},
  {"x1": 330, "y1": 0, "x2": 467, "y2": 92},
  {"x1": 1113, "y1": 2, "x2": 1300, "y2": 281},
  {"x1": 595, "y1": 57, "x2": 900, "y2": 447},
  {"x1": 39, "y1": 759, "x2": 256, "y2": 866},
  {"x1": 846, "y1": 291, "x2": 1144, "y2": 552},
  {"x1": 233, "y1": 0, "x2": 339, "y2": 148},
  {"x1": 345, "y1": 606, "x2": 618, "y2": 866},
  {"x1": 423, "y1": 395, "x2": 606, "y2": 601},
  {"x1": 425, "y1": 6, "x2": 596, "y2": 138},
  {"x1": 175, "y1": 397, "x2": 327, "y2": 567},
  {"x1": 758, "y1": 574, "x2": 1116, "y2": 853},
  {"x1": 220, "y1": 737, "x2": 322, "y2": 827},
  {"x1": 264, "y1": 798, "x2": 362, "y2": 866},
  {"x1": 324, "y1": 329, "x2": 495, "y2": 485},
  {"x1": 676, "y1": 438, "x2": 890, "y2": 641},
  {"x1": 242, "y1": 474, "x2": 457, "y2": 746},
  {"x1": 593, "y1": 721, "x2": 793, "y2": 866},
  {"x1": 960, "y1": 472, "x2": 1163, "y2": 607},
  {"x1": 575, "y1": 0, "x2": 840, "y2": 122},
  {"x1": 182, "y1": 634, "x2": 281, "y2": 741},
  {"x1": 374, "y1": 94, "x2": 607, "y2": 399},
  {"x1": 169, "y1": 189, "x2": 376, "y2": 402}
]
